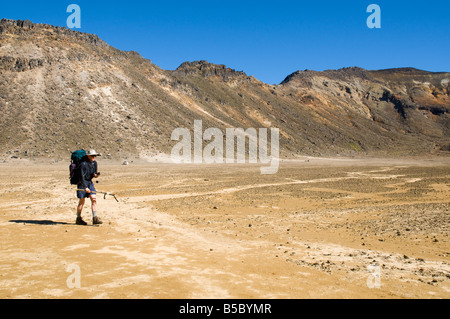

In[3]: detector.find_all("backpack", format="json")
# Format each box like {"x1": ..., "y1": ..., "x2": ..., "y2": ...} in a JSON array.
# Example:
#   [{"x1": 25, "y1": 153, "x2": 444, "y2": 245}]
[{"x1": 69, "y1": 150, "x2": 87, "y2": 185}]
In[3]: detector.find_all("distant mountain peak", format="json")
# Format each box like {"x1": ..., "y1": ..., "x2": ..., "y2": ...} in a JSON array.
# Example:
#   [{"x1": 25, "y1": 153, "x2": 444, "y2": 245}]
[
  {"x1": 281, "y1": 67, "x2": 371, "y2": 85},
  {"x1": 174, "y1": 60, "x2": 252, "y2": 82},
  {"x1": 280, "y1": 66, "x2": 450, "y2": 86},
  {"x1": 0, "y1": 18, "x2": 107, "y2": 47}
]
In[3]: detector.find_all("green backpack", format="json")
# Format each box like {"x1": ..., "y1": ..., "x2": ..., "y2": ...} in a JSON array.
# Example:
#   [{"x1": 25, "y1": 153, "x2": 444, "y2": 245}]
[{"x1": 69, "y1": 150, "x2": 87, "y2": 185}]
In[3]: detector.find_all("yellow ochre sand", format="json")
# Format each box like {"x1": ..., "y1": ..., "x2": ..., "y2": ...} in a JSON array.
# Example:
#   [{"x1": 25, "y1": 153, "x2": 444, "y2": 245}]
[{"x1": 0, "y1": 158, "x2": 449, "y2": 298}]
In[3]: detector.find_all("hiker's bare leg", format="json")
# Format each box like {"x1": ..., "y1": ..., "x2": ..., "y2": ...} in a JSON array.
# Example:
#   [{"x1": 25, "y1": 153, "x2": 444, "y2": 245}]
[
  {"x1": 90, "y1": 195, "x2": 102, "y2": 224},
  {"x1": 77, "y1": 198, "x2": 85, "y2": 216},
  {"x1": 76, "y1": 198, "x2": 88, "y2": 225},
  {"x1": 90, "y1": 195, "x2": 97, "y2": 216}
]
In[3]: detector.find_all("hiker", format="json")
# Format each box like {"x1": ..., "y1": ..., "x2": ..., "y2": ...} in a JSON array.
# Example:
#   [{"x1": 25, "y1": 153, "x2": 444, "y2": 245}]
[{"x1": 76, "y1": 150, "x2": 103, "y2": 225}]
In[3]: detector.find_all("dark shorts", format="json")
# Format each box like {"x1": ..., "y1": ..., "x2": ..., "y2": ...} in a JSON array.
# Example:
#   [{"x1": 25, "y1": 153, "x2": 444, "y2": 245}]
[{"x1": 77, "y1": 181, "x2": 96, "y2": 199}]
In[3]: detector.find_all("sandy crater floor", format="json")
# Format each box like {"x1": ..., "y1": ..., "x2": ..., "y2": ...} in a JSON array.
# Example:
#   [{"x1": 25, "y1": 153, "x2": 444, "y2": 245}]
[{"x1": 0, "y1": 157, "x2": 449, "y2": 298}]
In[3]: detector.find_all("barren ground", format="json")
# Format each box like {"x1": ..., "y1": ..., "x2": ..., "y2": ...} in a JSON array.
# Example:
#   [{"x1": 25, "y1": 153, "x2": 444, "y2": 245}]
[{"x1": 0, "y1": 157, "x2": 449, "y2": 299}]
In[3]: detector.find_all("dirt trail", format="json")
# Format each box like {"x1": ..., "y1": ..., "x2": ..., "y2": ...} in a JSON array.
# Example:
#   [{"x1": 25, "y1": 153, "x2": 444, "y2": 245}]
[{"x1": 0, "y1": 159, "x2": 449, "y2": 298}]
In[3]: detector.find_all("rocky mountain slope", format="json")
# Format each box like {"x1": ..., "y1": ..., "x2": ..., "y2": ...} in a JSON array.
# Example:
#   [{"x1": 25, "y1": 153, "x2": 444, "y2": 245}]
[{"x1": 0, "y1": 19, "x2": 449, "y2": 161}]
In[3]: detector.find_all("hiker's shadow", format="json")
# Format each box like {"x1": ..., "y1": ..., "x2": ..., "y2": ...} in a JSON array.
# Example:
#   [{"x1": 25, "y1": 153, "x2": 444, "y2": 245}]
[{"x1": 9, "y1": 220, "x2": 72, "y2": 226}]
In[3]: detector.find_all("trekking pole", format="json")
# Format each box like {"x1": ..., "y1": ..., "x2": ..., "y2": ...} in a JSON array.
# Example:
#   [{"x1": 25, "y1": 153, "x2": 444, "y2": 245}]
[{"x1": 76, "y1": 189, "x2": 119, "y2": 202}]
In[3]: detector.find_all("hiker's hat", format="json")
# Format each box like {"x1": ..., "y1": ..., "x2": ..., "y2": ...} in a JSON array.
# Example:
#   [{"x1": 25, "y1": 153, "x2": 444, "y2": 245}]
[{"x1": 86, "y1": 149, "x2": 101, "y2": 156}]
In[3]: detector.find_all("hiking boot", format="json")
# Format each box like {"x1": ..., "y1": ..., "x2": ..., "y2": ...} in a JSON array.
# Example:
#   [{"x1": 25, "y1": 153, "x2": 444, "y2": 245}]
[
  {"x1": 76, "y1": 217, "x2": 87, "y2": 226},
  {"x1": 93, "y1": 217, "x2": 103, "y2": 225}
]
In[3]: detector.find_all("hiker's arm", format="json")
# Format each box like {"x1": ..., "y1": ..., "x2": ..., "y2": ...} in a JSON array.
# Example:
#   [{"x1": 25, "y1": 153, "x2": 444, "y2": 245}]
[
  {"x1": 93, "y1": 161, "x2": 99, "y2": 178},
  {"x1": 79, "y1": 162, "x2": 90, "y2": 192}
]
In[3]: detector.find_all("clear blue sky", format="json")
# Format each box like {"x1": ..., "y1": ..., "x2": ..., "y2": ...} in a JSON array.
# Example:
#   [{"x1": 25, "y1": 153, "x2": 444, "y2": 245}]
[{"x1": 1, "y1": 0, "x2": 449, "y2": 84}]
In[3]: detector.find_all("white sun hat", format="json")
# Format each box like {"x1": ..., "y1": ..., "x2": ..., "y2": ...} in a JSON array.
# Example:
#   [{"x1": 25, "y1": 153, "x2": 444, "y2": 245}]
[{"x1": 86, "y1": 149, "x2": 101, "y2": 156}]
